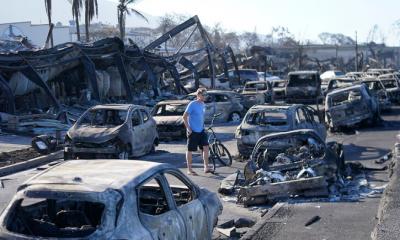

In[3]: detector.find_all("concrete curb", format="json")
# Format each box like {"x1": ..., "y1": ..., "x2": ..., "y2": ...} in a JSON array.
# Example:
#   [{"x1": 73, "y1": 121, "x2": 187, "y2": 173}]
[
  {"x1": 240, "y1": 202, "x2": 285, "y2": 240},
  {"x1": 371, "y1": 144, "x2": 399, "y2": 240},
  {"x1": 0, "y1": 150, "x2": 63, "y2": 177}
]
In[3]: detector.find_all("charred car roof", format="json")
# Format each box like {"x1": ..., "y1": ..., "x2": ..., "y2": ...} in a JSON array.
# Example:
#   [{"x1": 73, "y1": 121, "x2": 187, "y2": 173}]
[
  {"x1": 248, "y1": 104, "x2": 296, "y2": 112},
  {"x1": 327, "y1": 84, "x2": 365, "y2": 96},
  {"x1": 288, "y1": 71, "x2": 319, "y2": 75},
  {"x1": 91, "y1": 104, "x2": 138, "y2": 111},
  {"x1": 156, "y1": 99, "x2": 190, "y2": 105},
  {"x1": 18, "y1": 160, "x2": 173, "y2": 193}
]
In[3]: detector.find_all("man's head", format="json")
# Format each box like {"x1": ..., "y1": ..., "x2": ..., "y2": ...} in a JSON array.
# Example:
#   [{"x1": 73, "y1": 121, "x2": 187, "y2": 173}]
[{"x1": 196, "y1": 88, "x2": 207, "y2": 102}]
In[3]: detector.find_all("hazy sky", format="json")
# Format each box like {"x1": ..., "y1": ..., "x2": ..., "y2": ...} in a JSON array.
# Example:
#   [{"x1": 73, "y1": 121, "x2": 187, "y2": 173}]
[{"x1": 1, "y1": 0, "x2": 400, "y2": 45}]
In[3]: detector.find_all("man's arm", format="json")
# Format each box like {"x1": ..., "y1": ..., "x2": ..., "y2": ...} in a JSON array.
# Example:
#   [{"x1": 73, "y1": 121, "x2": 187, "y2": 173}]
[{"x1": 183, "y1": 112, "x2": 192, "y2": 135}]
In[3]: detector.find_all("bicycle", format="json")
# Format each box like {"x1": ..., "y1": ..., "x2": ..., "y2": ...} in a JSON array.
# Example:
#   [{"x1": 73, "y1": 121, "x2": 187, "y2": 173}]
[{"x1": 207, "y1": 113, "x2": 233, "y2": 173}]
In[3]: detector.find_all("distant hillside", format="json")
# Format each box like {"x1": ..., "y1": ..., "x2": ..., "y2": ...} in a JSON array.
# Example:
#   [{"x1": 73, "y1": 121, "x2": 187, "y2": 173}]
[{"x1": 0, "y1": 0, "x2": 159, "y2": 28}]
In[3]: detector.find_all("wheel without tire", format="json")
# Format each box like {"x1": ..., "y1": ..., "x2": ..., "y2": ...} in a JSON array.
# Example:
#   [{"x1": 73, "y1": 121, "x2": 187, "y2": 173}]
[{"x1": 229, "y1": 112, "x2": 241, "y2": 122}]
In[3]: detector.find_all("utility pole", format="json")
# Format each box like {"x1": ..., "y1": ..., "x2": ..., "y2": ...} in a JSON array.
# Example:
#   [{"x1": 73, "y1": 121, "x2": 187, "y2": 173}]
[{"x1": 355, "y1": 31, "x2": 358, "y2": 71}]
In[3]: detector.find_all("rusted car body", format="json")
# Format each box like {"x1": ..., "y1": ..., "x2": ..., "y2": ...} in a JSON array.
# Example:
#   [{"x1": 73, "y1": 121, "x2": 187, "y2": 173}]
[
  {"x1": 0, "y1": 160, "x2": 222, "y2": 239},
  {"x1": 285, "y1": 71, "x2": 322, "y2": 103},
  {"x1": 152, "y1": 100, "x2": 189, "y2": 139},
  {"x1": 238, "y1": 129, "x2": 344, "y2": 206},
  {"x1": 235, "y1": 104, "x2": 326, "y2": 158},
  {"x1": 325, "y1": 84, "x2": 379, "y2": 130},
  {"x1": 241, "y1": 81, "x2": 274, "y2": 109},
  {"x1": 185, "y1": 90, "x2": 245, "y2": 122},
  {"x1": 360, "y1": 78, "x2": 391, "y2": 110},
  {"x1": 64, "y1": 104, "x2": 158, "y2": 159},
  {"x1": 272, "y1": 80, "x2": 286, "y2": 101},
  {"x1": 378, "y1": 75, "x2": 400, "y2": 103}
]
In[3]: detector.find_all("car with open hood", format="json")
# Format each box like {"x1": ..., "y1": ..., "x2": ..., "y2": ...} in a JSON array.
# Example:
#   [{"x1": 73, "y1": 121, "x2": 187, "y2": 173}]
[
  {"x1": 235, "y1": 104, "x2": 326, "y2": 158},
  {"x1": 64, "y1": 104, "x2": 158, "y2": 160},
  {"x1": 0, "y1": 160, "x2": 222, "y2": 240}
]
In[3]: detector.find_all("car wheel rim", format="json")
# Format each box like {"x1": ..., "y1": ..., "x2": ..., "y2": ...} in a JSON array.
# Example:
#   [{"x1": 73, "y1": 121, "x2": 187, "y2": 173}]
[
  {"x1": 119, "y1": 151, "x2": 128, "y2": 159},
  {"x1": 231, "y1": 113, "x2": 241, "y2": 122}
]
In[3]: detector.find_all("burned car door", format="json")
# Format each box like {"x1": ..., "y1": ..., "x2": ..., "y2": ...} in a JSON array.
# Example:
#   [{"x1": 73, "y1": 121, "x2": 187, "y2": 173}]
[
  {"x1": 304, "y1": 106, "x2": 327, "y2": 140},
  {"x1": 139, "y1": 108, "x2": 155, "y2": 152},
  {"x1": 137, "y1": 175, "x2": 186, "y2": 240},
  {"x1": 214, "y1": 94, "x2": 232, "y2": 121},
  {"x1": 204, "y1": 94, "x2": 216, "y2": 122},
  {"x1": 130, "y1": 109, "x2": 146, "y2": 155},
  {"x1": 163, "y1": 171, "x2": 209, "y2": 240},
  {"x1": 294, "y1": 107, "x2": 310, "y2": 130}
]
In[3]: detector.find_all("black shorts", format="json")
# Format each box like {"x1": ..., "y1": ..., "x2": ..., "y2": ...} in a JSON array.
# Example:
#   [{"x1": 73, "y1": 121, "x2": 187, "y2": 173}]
[{"x1": 187, "y1": 131, "x2": 209, "y2": 151}]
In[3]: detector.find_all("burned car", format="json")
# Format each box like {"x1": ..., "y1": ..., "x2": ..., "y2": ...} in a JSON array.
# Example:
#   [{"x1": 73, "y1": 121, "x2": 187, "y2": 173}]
[
  {"x1": 272, "y1": 80, "x2": 286, "y2": 101},
  {"x1": 185, "y1": 90, "x2": 245, "y2": 122},
  {"x1": 0, "y1": 160, "x2": 222, "y2": 239},
  {"x1": 236, "y1": 104, "x2": 326, "y2": 158},
  {"x1": 238, "y1": 129, "x2": 344, "y2": 206},
  {"x1": 322, "y1": 77, "x2": 354, "y2": 96},
  {"x1": 241, "y1": 81, "x2": 274, "y2": 109},
  {"x1": 285, "y1": 71, "x2": 322, "y2": 103},
  {"x1": 377, "y1": 76, "x2": 400, "y2": 104},
  {"x1": 359, "y1": 78, "x2": 391, "y2": 111},
  {"x1": 325, "y1": 84, "x2": 380, "y2": 131},
  {"x1": 152, "y1": 100, "x2": 189, "y2": 140},
  {"x1": 64, "y1": 104, "x2": 158, "y2": 160}
]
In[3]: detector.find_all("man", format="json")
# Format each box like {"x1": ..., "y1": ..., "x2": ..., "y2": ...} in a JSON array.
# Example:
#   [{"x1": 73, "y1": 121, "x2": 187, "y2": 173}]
[{"x1": 183, "y1": 88, "x2": 211, "y2": 175}]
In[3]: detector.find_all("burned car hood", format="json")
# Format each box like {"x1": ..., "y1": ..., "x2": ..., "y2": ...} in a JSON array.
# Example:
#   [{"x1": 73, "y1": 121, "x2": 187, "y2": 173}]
[
  {"x1": 154, "y1": 116, "x2": 184, "y2": 126},
  {"x1": 68, "y1": 125, "x2": 122, "y2": 144}
]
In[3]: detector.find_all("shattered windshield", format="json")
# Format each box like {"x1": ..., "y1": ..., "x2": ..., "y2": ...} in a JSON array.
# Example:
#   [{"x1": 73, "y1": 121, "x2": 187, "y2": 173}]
[
  {"x1": 6, "y1": 196, "x2": 105, "y2": 238},
  {"x1": 78, "y1": 109, "x2": 128, "y2": 127},
  {"x1": 381, "y1": 80, "x2": 398, "y2": 89},
  {"x1": 154, "y1": 103, "x2": 187, "y2": 116},
  {"x1": 246, "y1": 110, "x2": 288, "y2": 126},
  {"x1": 287, "y1": 74, "x2": 318, "y2": 87}
]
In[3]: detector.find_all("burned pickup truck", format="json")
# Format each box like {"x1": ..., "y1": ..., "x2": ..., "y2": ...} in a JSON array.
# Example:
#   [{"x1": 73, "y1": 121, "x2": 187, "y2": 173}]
[
  {"x1": 325, "y1": 84, "x2": 379, "y2": 131},
  {"x1": 359, "y1": 78, "x2": 391, "y2": 111},
  {"x1": 0, "y1": 160, "x2": 222, "y2": 239},
  {"x1": 152, "y1": 100, "x2": 189, "y2": 140},
  {"x1": 241, "y1": 81, "x2": 274, "y2": 109},
  {"x1": 285, "y1": 71, "x2": 322, "y2": 103},
  {"x1": 64, "y1": 104, "x2": 158, "y2": 159},
  {"x1": 237, "y1": 129, "x2": 344, "y2": 206},
  {"x1": 236, "y1": 104, "x2": 326, "y2": 158}
]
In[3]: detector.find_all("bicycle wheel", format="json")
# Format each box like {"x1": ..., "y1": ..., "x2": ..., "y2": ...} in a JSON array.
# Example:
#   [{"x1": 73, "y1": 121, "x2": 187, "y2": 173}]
[{"x1": 212, "y1": 142, "x2": 232, "y2": 166}]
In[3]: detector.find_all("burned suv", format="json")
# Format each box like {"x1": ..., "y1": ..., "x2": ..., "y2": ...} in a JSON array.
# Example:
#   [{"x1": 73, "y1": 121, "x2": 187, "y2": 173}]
[
  {"x1": 325, "y1": 84, "x2": 379, "y2": 131},
  {"x1": 360, "y1": 78, "x2": 391, "y2": 111},
  {"x1": 285, "y1": 71, "x2": 322, "y2": 103},
  {"x1": 64, "y1": 104, "x2": 158, "y2": 159},
  {"x1": 241, "y1": 81, "x2": 274, "y2": 109},
  {"x1": 152, "y1": 100, "x2": 189, "y2": 140},
  {"x1": 236, "y1": 104, "x2": 326, "y2": 158}
]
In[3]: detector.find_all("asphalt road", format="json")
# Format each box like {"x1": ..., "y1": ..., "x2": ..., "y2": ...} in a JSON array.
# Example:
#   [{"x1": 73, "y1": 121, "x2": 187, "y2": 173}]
[{"x1": 1, "y1": 107, "x2": 399, "y2": 239}]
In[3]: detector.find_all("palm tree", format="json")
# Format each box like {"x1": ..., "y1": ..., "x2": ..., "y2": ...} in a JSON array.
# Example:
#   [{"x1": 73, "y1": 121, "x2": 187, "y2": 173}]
[
  {"x1": 84, "y1": 0, "x2": 98, "y2": 42},
  {"x1": 117, "y1": 0, "x2": 148, "y2": 41},
  {"x1": 44, "y1": 0, "x2": 53, "y2": 47},
  {"x1": 72, "y1": 0, "x2": 83, "y2": 42}
]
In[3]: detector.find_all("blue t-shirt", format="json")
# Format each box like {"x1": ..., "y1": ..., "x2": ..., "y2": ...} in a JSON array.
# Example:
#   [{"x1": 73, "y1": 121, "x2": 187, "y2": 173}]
[{"x1": 185, "y1": 100, "x2": 205, "y2": 132}]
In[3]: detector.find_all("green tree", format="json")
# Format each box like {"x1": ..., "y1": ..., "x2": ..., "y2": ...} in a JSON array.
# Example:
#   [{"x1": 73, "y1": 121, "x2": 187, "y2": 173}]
[
  {"x1": 84, "y1": 0, "x2": 98, "y2": 42},
  {"x1": 117, "y1": 0, "x2": 148, "y2": 41},
  {"x1": 44, "y1": 0, "x2": 53, "y2": 47},
  {"x1": 72, "y1": 0, "x2": 83, "y2": 41}
]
